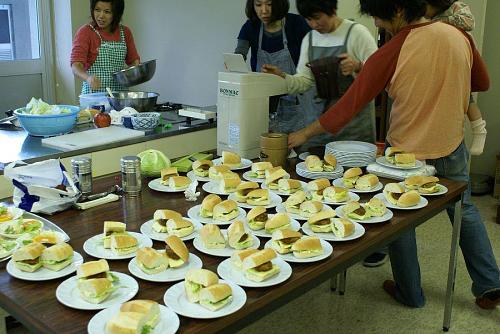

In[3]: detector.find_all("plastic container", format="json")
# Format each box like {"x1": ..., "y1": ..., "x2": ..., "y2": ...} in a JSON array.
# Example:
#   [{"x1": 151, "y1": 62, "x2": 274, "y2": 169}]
[
  {"x1": 260, "y1": 133, "x2": 289, "y2": 167},
  {"x1": 13, "y1": 105, "x2": 80, "y2": 137},
  {"x1": 79, "y1": 92, "x2": 112, "y2": 112}
]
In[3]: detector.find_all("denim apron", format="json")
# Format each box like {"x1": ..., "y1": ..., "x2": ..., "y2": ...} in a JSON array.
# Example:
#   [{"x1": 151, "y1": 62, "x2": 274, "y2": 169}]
[
  {"x1": 81, "y1": 24, "x2": 128, "y2": 94},
  {"x1": 302, "y1": 22, "x2": 375, "y2": 150},
  {"x1": 255, "y1": 21, "x2": 310, "y2": 134}
]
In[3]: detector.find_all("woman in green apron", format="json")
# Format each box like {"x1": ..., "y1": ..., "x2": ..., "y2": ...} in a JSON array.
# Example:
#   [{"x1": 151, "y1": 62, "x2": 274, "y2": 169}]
[{"x1": 71, "y1": 0, "x2": 140, "y2": 94}]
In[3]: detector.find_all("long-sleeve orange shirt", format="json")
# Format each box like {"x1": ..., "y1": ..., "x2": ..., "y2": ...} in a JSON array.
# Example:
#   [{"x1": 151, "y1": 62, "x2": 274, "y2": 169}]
[{"x1": 319, "y1": 21, "x2": 489, "y2": 160}]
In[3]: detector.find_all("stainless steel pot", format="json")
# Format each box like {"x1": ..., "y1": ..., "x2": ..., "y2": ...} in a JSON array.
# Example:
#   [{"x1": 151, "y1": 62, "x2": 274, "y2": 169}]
[
  {"x1": 112, "y1": 60, "x2": 156, "y2": 87},
  {"x1": 107, "y1": 91, "x2": 159, "y2": 112}
]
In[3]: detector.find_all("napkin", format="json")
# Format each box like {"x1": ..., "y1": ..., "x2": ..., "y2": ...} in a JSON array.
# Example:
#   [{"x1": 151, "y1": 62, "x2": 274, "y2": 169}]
[{"x1": 184, "y1": 179, "x2": 200, "y2": 201}]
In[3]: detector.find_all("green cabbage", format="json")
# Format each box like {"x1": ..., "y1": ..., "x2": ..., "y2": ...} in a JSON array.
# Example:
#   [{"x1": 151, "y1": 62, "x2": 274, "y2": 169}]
[{"x1": 137, "y1": 149, "x2": 170, "y2": 177}]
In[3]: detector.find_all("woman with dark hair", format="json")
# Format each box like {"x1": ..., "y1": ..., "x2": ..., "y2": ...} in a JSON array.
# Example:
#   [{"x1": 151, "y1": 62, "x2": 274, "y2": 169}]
[
  {"x1": 235, "y1": 0, "x2": 311, "y2": 134},
  {"x1": 288, "y1": 0, "x2": 500, "y2": 310},
  {"x1": 71, "y1": 0, "x2": 140, "y2": 94}
]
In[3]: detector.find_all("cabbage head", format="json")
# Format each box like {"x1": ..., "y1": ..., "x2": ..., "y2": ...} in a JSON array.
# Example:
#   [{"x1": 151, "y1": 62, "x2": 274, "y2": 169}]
[{"x1": 137, "y1": 149, "x2": 170, "y2": 177}]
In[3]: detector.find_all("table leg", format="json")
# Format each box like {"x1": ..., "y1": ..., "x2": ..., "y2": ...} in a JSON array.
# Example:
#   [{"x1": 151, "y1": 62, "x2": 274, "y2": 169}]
[
  {"x1": 330, "y1": 275, "x2": 338, "y2": 292},
  {"x1": 339, "y1": 270, "x2": 347, "y2": 295},
  {"x1": 0, "y1": 307, "x2": 8, "y2": 334},
  {"x1": 443, "y1": 196, "x2": 463, "y2": 332}
]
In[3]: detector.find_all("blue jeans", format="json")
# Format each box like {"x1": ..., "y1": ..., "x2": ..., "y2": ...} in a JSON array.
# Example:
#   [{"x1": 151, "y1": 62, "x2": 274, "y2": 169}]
[{"x1": 388, "y1": 142, "x2": 500, "y2": 307}]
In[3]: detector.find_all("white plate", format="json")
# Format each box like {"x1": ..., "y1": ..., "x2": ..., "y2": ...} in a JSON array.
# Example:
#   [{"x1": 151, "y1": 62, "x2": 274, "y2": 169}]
[
  {"x1": 83, "y1": 232, "x2": 153, "y2": 260},
  {"x1": 7, "y1": 251, "x2": 83, "y2": 281},
  {"x1": 217, "y1": 257, "x2": 292, "y2": 287},
  {"x1": 228, "y1": 192, "x2": 282, "y2": 209},
  {"x1": 164, "y1": 279, "x2": 246, "y2": 319},
  {"x1": 399, "y1": 182, "x2": 449, "y2": 196},
  {"x1": 187, "y1": 170, "x2": 211, "y2": 183},
  {"x1": 321, "y1": 191, "x2": 360, "y2": 206},
  {"x1": 128, "y1": 252, "x2": 203, "y2": 282},
  {"x1": 0, "y1": 218, "x2": 44, "y2": 239},
  {"x1": 373, "y1": 193, "x2": 428, "y2": 210},
  {"x1": 148, "y1": 178, "x2": 194, "y2": 193},
  {"x1": 336, "y1": 205, "x2": 393, "y2": 224},
  {"x1": 263, "y1": 239, "x2": 333, "y2": 263},
  {"x1": 376, "y1": 156, "x2": 424, "y2": 170},
  {"x1": 298, "y1": 152, "x2": 310, "y2": 161},
  {"x1": 202, "y1": 181, "x2": 238, "y2": 196},
  {"x1": 193, "y1": 230, "x2": 260, "y2": 257},
  {"x1": 242, "y1": 171, "x2": 265, "y2": 183},
  {"x1": 261, "y1": 180, "x2": 308, "y2": 196},
  {"x1": 187, "y1": 205, "x2": 247, "y2": 225},
  {"x1": 275, "y1": 203, "x2": 334, "y2": 221},
  {"x1": 326, "y1": 140, "x2": 377, "y2": 153},
  {"x1": 16, "y1": 231, "x2": 67, "y2": 247},
  {"x1": 140, "y1": 218, "x2": 202, "y2": 241},
  {"x1": 213, "y1": 157, "x2": 252, "y2": 170},
  {"x1": 0, "y1": 239, "x2": 19, "y2": 262},
  {"x1": 302, "y1": 222, "x2": 365, "y2": 241},
  {"x1": 56, "y1": 271, "x2": 138, "y2": 310},
  {"x1": 331, "y1": 178, "x2": 384, "y2": 193},
  {"x1": 246, "y1": 214, "x2": 301, "y2": 238},
  {"x1": 88, "y1": 303, "x2": 180, "y2": 334},
  {"x1": 0, "y1": 207, "x2": 24, "y2": 223}
]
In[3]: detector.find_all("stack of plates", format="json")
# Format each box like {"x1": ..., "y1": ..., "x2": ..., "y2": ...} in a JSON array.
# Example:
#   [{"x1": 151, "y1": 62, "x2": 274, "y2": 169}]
[
  {"x1": 296, "y1": 161, "x2": 343, "y2": 180},
  {"x1": 325, "y1": 141, "x2": 377, "y2": 167}
]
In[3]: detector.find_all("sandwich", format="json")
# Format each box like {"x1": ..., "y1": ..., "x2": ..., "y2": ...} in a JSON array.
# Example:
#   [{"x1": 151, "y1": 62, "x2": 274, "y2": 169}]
[
  {"x1": 199, "y1": 224, "x2": 226, "y2": 249},
  {"x1": 343, "y1": 201, "x2": 371, "y2": 220},
  {"x1": 246, "y1": 206, "x2": 268, "y2": 230},
  {"x1": 242, "y1": 248, "x2": 280, "y2": 282},
  {"x1": 385, "y1": 147, "x2": 406, "y2": 164},
  {"x1": 29, "y1": 231, "x2": 63, "y2": 246},
  {"x1": 365, "y1": 197, "x2": 387, "y2": 217},
  {"x1": 354, "y1": 174, "x2": 379, "y2": 190},
  {"x1": 331, "y1": 218, "x2": 355, "y2": 238},
  {"x1": 40, "y1": 242, "x2": 74, "y2": 271},
  {"x1": 284, "y1": 190, "x2": 306, "y2": 214},
  {"x1": 152, "y1": 209, "x2": 182, "y2": 233},
  {"x1": 265, "y1": 166, "x2": 285, "y2": 179},
  {"x1": 166, "y1": 218, "x2": 194, "y2": 238},
  {"x1": 0, "y1": 206, "x2": 13, "y2": 222},
  {"x1": 234, "y1": 181, "x2": 259, "y2": 202},
  {"x1": 265, "y1": 168, "x2": 289, "y2": 190},
  {"x1": 192, "y1": 160, "x2": 213, "y2": 177},
  {"x1": 246, "y1": 189, "x2": 270, "y2": 206},
  {"x1": 383, "y1": 183, "x2": 421, "y2": 207},
  {"x1": 102, "y1": 221, "x2": 127, "y2": 249},
  {"x1": 404, "y1": 175, "x2": 424, "y2": 190},
  {"x1": 111, "y1": 234, "x2": 139, "y2": 255},
  {"x1": 299, "y1": 200, "x2": 323, "y2": 218},
  {"x1": 249, "y1": 161, "x2": 273, "y2": 178},
  {"x1": 265, "y1": 213, "x2": 290, "y2": 234},
  {"x1": 219, "y1": 176, "x2": 241, "y2": 194},
  {"x1": 305, "y1": 155, "x2": 323, "y2": 172},
  {"x1": 119, "y1": 300, "x2": 160, "y2": 331},
  {"x1": 164, "y1": 235, "x2": 189, "y2": 268},
  {"x1": 307, "y1": 178, "x2": 330, "y2": 201},
  {"x1": 418, "y1": 176, "x2": 440, "y2": 194},
  {"x1": 395, "y1": 153, "x2": 416, "y2": 167},
  {"x1": 77, "y1": 259, "x2": 116, "y2": 304},
  {"x1": 323, "y1": 186, "x2": 349, "y2": 203},
  {"x1": 136, "y1": 247, "x2": 169, "y2": 274},
  {"x1": 278, "y1": 179, "x2": 302, "y2": 194},
  {"x1": 323, "y1": 154, "x2": 337, "y2": 172},
  {"x1": 213, "y1": 199, "x2": 239, "y2": 221},
  {"x1": 292, "y1": 236, "x2": 323, "y2": 259},
  {"x1": 227, "y1": 220, "x2": 254, "y2": 249},
  {"x1": 308, "y1": 210, "x2": 336, "y2": 233},
  {"x1": 208, "y1": 165, "x2": 230, "y2": 180},
  {"x1": 199, "y1": 283, "x2": 233, "y2": 311},
  {"x1": 231, "y1": 248, "x2": 259, "y2": 269},
  {"x1": 222, "y1": 151, "x2": 241, "y2": 168},
  {"x1": 200, "y1": 194, "x2": 222, "y2": 218},
  {"x1": 12, "y1": 242, "x2": 46, "y2": 272},
  {"x1": 271, "y1": 229, "x2": 302, "y2": 254},
  {"x1": 342, "y1": 167, "x2": 363, "y2": 188},
  {"x1": 161, "y1": 167, "x2": 179, "y2": 185},
  {"x1": 184, "y1": 268, "x2": 219, "y2": 303},
  {"x1": 168, "y1": 175, "x2": 191, "y2": 190},
  {"x1": 106, "y1": 311, "x2": 147, "y2": 334}
]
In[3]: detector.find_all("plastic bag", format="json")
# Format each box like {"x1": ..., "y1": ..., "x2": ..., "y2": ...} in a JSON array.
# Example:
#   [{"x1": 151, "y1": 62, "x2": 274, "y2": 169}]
[{"x1": 4, "y1": 159, "x2": 80, "y2": 215}]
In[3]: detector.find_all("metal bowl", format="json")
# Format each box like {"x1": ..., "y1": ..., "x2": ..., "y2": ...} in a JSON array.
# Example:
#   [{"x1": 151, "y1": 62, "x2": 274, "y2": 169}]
[
  {"x1": 107, "y1": 91, "x2": 159, "y2": 112},
  {"x1": 112, "y1": 59, "x2": 156, "y2": 87}
]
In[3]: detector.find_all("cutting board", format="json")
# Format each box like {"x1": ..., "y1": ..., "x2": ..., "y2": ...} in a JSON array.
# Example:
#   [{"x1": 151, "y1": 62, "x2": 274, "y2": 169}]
[{"x1": 41, "y1": 126, "x2": 145, "y2": 150}]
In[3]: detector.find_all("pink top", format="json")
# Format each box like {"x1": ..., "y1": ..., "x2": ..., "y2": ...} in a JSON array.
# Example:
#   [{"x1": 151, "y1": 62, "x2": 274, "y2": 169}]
[{"x1": 70, "y1": 24, "x2": 140, "y2": 70}]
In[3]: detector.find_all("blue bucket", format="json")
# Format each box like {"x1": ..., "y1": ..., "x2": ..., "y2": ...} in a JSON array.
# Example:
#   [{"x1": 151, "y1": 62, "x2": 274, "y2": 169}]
[{"x1": 14, "y1": 105, "x2": 80, "y2": 137}]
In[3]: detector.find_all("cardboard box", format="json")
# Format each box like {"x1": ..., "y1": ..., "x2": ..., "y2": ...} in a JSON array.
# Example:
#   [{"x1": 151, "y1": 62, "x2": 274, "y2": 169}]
[{"x1": 495, "y1": 154, "x2": 500, "y2": 199}]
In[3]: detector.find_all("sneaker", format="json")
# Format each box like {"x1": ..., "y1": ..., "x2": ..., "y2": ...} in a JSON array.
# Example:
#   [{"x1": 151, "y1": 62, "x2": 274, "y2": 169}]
[
  {"x1": 476, "y1": 289, "x2": 500, "y2": 309},
  {"x1": 363, "y1": 252, "x2": 388, "y2": 267}
]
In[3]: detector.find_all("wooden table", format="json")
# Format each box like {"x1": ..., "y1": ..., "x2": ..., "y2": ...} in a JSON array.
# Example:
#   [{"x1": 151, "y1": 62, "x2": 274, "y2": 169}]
[{"x1": 0, "y1": 167, "x2": 466, "y2": 333}]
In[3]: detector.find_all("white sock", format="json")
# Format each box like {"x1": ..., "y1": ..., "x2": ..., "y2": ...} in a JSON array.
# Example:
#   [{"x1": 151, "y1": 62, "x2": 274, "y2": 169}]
[{"x1": 470, "y1": 118, "x2": 487, "y2": 156}]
